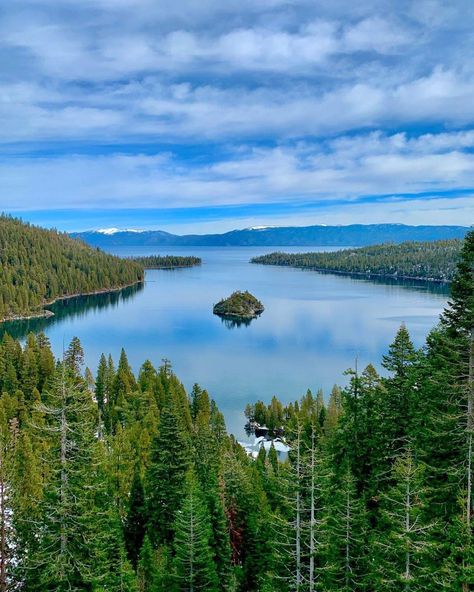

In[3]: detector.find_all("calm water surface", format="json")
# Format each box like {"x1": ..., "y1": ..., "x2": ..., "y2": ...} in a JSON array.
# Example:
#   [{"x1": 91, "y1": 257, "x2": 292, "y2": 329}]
[{"x1": 3, "y1": 247, "x2": 449, "y2": 436}]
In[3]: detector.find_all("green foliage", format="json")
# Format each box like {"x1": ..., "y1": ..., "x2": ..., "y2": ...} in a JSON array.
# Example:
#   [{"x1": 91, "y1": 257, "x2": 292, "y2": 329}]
[
  {"x1": 213, "y1": 291, "x2": 264, "y2": 318},
  {"x1": 252, "y1": 239, "x2": 463, "y2": 282},
  {"x1": 146, "y1": 393, "x2": 191, "y2": 544},
  {"x1": 173, "y1": 469, "x2": 219, "y2": 591},
  {"x1": 125, "y1": 470, "x2": 147, "y2": 568},
  {"x1": 0, "y1": 228, "x2": 472, "y2": 590},
  {"x1": 0, "y1": 215, "x2": 143, "y2": 321},
  {"x1": 370, "y1": 449, "x2": 437, "y2": 591},
  {"x1": 130, "y1": 255, "x2": 201, "y2": 268}
]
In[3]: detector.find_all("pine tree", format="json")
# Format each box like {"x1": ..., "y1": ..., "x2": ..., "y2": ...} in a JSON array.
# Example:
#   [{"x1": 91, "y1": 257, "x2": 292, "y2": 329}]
[
  {"x1": 98, "y1": 353, "x2": 116, "y2": 433},
  {"x1": 86, "y1": 441, "x2": 137, "y2": 592},
  {"x1": 125, "y1": 470, "x2": 147, "y2": 568},
  {"x1": 271, "y1": 421, "x2": 307, "y2": 591},
  {"x1": 146, "y1": 394, "x2": 191, "y2": 544},
  {"x1": 137, "y1": 536, "x2": 174, "y2": 592},
  {"x1": 173, "y1": 469, "x2": 219, "y2": 591},
  {"x1": 205, "y1": 474, "x2": 232, "y2": 591},
  {"x1": 415, "y1": 230, "x2": 473, "y2": 589},
  {"x1": 0, "y1": 406, "x2": 15, "y2": 592},
  {"x1": 324, "y1": 385, "x2": 343, "y2": 435},
  {"x1": 25, "y1": 363, "x2": 100, "y2": 590},
  {"x1": 11, "y1": 426, "x2": 44, "y2": 588},
  {"x1": 64, "y1": 336, "x2": 84, "y2": 376},
  {"x1": 381, "y1": 324, "x2": 419, "y2": 450},
  {"x1": 371, "y1": 448, "x2": 437, "y2": 591},
  {"x1": 108, "y1": 423, "x2": 136, "y2": 518},
  {"x1": 109, "y1": 348, "x2": 137, "y2": 431},
  {"x1": 320, "y1": 461, "x2": 367, "y2": 592}
]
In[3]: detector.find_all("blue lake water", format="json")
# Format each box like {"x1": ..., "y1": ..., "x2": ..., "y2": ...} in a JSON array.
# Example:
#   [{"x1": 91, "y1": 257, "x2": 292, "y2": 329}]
[{"x1": 2, "y1": 246, "x2": 449, "y2": 436}]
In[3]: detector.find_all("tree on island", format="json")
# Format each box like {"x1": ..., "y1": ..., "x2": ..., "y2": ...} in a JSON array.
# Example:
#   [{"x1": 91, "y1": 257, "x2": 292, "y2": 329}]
[{"x1": 213, "y1": 291, "x2": 264, "y2": 319}]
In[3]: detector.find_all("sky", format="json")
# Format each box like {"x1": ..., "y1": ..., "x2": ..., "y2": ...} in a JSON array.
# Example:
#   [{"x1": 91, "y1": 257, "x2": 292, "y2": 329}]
[{"x1": 1, "y1": 0, "x2": 474, "y2": 233}]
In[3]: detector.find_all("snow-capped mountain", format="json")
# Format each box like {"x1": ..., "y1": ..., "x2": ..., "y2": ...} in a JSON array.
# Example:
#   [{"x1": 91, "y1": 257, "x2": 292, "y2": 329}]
[
  {"x1": 95, "y1": 228, "x2": 145, "y2": 235},
  {"x1": 70, "y1": 224, "x2": 470, "y2": 248}
]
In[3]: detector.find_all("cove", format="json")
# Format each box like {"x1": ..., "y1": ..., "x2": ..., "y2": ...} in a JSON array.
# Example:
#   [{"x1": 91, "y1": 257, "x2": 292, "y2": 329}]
[{"x1": 1, "y1": 246, "x2": 449, "y2": 437}]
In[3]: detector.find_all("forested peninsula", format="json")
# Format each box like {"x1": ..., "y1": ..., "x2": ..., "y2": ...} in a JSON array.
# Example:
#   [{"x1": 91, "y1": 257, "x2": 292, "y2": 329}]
[
  {"x1": 0, "y1": 216, "x2": 144, "y2": 322},
  {"x1": 0, "y1": 230, "x2": 472, "y2": 590},
  {"x1": 129, "y1": 255, "x2": 201, "y2": 268},
  {"x1": 252, "y1": 238, "x2": 463, "y2": 283}
]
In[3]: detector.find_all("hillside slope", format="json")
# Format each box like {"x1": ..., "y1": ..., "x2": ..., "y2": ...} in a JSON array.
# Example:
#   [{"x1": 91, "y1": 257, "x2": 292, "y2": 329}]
[
  {"x1": 251, "y1": 239, "x2": 463, "y2": 282},
  {"x1": 71, "y1": 224, "x2": 470, "y2": 247},
  {"x1": 0, "y1": 216, "x2": 144, "y2": 321}
]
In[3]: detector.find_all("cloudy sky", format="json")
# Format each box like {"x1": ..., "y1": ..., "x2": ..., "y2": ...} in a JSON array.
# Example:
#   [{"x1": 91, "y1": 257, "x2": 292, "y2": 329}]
[{"x1": 1, "y1": 0, "x2": 473, "y2": 232}]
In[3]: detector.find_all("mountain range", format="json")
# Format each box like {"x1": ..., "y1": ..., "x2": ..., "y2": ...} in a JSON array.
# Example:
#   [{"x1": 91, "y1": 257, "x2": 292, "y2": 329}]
[{"x1": 71, "y1": 224, "x2": 471, "y2": 248}]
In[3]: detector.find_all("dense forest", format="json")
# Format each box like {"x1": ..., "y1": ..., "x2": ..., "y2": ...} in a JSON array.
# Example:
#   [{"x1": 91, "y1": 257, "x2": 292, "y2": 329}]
[
  {"x1": 252, "y1": 239, "x2": 463, "y2": 282},
  {"x1": 129, "y1": 255, "x2": 201, "y2": 268},
  {"x1": 0, "y1": 216, "x2": 144, "y2": 322},
  {"x1": 0, "y1": 230, "x2": 472, "y2": 591}
]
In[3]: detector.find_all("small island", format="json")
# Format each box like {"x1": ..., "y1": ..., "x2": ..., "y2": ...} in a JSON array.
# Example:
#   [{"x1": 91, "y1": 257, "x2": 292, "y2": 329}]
[{"x1": 213, "y1": 290, "x2": 264, "y2": 320}]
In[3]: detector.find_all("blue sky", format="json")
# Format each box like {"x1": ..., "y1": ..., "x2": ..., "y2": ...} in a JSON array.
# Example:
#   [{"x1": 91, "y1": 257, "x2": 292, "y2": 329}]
[{"x1": 1, "y1": 0, "x2": 473, "y2": 232}]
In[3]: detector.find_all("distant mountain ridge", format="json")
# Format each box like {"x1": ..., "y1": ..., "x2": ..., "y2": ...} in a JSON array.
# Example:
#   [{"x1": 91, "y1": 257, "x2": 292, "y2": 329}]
[{"x1": 71, "y1": 224, "x2": 471, "y2": 247}]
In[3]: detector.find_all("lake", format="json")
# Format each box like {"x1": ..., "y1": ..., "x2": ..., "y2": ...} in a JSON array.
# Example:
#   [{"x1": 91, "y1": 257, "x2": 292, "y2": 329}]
[{"x1": 1, "y1": 246, "x2": 449, "y2": 437}]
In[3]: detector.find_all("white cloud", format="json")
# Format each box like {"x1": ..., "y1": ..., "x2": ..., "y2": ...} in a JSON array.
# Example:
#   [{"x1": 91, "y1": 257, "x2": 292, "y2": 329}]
[
  {"x1": 2, "y1": 69, "x2": 474, "y2": 144},
  {"x1": 1, "y1": 0, "x2": 474, "y2": 224},
  {"x1": 2, "y1": 131, "x2": 474, "y2": 218}
]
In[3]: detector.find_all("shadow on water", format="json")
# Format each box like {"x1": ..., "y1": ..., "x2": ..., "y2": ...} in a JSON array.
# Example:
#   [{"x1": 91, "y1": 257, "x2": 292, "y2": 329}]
[
  {"x1": 300, "y1": 269, "x2": 452, "y2": 296},
  {"x1": 0, "y1": 283, "x2": 144, "y2": 340},
  {"x1": 219, "y1": 314, "x2": 261, "y2": 329}
]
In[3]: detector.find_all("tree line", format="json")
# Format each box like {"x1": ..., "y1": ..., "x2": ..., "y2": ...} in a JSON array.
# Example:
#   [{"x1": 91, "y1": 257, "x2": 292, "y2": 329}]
[
  {"x1": 0, "y1": 230, "x2": 472, "y2": 590},
  {"x1": 0, "y1": 216, "x2": 144, "y2": 322},
  {"x1": 251, "y1": 239, "x2": 463, "y2": 282},
  {"x1": 129, "y1": 255, "x2": 201, "y2": 268}
]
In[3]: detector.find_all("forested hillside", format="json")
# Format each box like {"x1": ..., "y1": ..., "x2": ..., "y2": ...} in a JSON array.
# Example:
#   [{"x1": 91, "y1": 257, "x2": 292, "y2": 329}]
[
  {"x1": 252, "y1": 238, "x2": 463, "y2": 282},
  {"x1": 0, "y1": 216, "x2": 144, "y2": 321},
  {"x1": 72, "y1": 223, "x2": 470, "y2": 248},
  {"x1": 0, "y1": 230, "x2": 472, "y2": 590},
  {"x1": 130, "y1": 255, "x2": 201, "y2": 268}
]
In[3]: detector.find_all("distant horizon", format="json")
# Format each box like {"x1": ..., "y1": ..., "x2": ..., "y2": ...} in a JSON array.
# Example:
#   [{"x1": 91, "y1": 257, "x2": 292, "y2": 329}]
[
  {"x1": 3, "y1": 211, "x2": 472, "y2": 235},
  {"x1": 4, "y1": 207, "x2": 474, "y2": 235}
]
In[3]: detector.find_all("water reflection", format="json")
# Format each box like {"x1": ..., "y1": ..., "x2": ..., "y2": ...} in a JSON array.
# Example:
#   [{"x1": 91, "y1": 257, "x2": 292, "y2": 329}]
[
  {"x1": 298, "y1": 268, "x2": 451, "y2": 296},
  {"x1": 0, "y1": 246, "x2": 449, "y2": 437},
  {"x1": 0, "y1": 283, "x2": 144, "y2": 340},
  {"x1": 219, "y1": 315, "x2": 259, "y2": 329}
]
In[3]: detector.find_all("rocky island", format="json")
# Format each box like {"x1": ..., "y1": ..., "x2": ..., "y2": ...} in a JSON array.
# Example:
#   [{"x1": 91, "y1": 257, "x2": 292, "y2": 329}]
[{"x1": 213, "y1": 290, "x2": 264, "y2": 320}]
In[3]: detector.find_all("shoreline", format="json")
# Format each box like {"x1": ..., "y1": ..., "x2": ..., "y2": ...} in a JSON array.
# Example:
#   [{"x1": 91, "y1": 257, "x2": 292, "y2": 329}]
[
  {"x1": 0, "y1": 279, "x2": 144, "y2": 325},
  {"x1": 143, "y1": 264, "x2": 200, "y2": 269},
  {"x1": 252, "y1": 262, "x2": 452, "y2": 284}
]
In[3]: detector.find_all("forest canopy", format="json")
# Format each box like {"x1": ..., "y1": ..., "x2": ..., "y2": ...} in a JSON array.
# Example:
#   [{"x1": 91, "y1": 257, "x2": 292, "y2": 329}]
[
  {"x1": 251, "y1": 238, "x2": 464, "y2": 282},
  {"x1": 0, "y1": 229, "x2": 472, "y2": 590},
  {"x1": 129, "y1": 255, "x2": 201, "y2": 268},
  {"x1": 0, "y1": 215, "x2": 144, "y2": 322}
]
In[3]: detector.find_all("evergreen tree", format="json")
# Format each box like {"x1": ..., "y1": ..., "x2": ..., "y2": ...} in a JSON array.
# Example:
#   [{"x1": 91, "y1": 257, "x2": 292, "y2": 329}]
[
  {"x1": 324, "y1": 385, "x2": 343, "y2": 435},
  {"x1": 125, "y1": 470, "x2": 147, "y2": 568},
  {"x1": 381, "y1": 324, "x2": 420, "y2": 450},
  {"x1": 320, "y1": 462, "x2": 367, "y2": 592},
  {"x1": 137, "y1": 536, "x2": 174, "y2": 592},
  {"x1": 64, "y1": 336, "x2": 84, "y2": 376},
  {"x1": 146, "y1": 394, "x2": 191, "y2": 544},
  {"x1": 11, "y1": 426, "x2": 44, "y2": 588},
  {"x1": 173, "y1": 469, "x2": 219, "y2": 591},
  {"x1": 371, "y1": 449, "x2": 436, "y2": 591},
  {"x1": 0, "y1": 406, "x2": 15, "y2": 592},
  {"x1": 25, "y1": 364, "x2": 100, "y2": 590}
]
